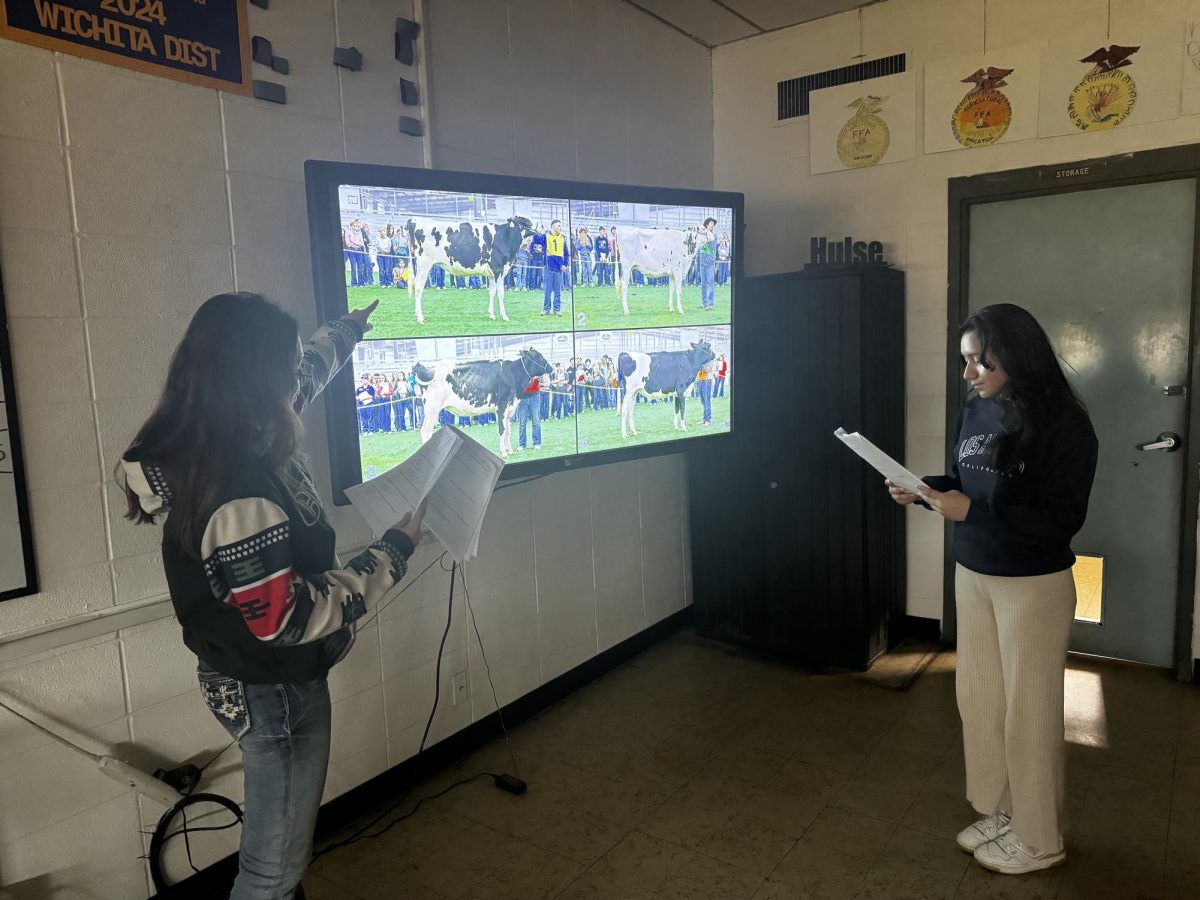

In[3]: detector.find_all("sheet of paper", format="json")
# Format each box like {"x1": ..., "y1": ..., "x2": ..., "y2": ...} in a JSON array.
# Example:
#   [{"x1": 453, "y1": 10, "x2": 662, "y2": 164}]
[
  {"x1": 834, "y1": 427, "x2": 925, "y2": 493},
  {"x1": 422, "y1": 426, "x2": 505, "y2": 561},
  {"x1": 345, "y1": 425, "x2": 461, "y2": 538}
]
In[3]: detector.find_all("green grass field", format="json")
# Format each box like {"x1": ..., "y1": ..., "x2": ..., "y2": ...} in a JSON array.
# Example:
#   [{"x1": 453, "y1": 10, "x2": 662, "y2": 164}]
[
  {"x1": 573, "y1": 283, "x2": 732, "y2": 332},
  {"x1": 345, "y1": 280, "x2": 732, "y2": 340},
  {"x1": 576, "y1": 393, "x2": 731, "y2": 453},
  {"x1": 356, "y1": 391, "x2": 732, "y2": 478}
]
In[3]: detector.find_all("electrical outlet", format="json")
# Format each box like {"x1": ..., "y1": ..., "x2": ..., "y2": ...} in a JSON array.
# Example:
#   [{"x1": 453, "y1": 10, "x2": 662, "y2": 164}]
[{"x1": 451, "y1": 671, "x2": 467, "y2": 707}]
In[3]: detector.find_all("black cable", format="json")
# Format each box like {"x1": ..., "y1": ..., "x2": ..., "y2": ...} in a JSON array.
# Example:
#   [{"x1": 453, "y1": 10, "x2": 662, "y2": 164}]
[
  {"x1": 160, "y1": 821, "x2": 243, "y2": 841},
  {"x1": 181, "y1": 806, "x2": 199, "y2": 875},
  {"x1": 419, "y1": 560, "x2": 455, "y2": 757},
  {"x1": 312, "y1": 772, "x2": 497, "y2": 857},
  {"x1": 310, "y1": 556, "x2": 530, "y2": 860},
  {"x1": 460, "y1": 564, "x2": 520, "y2": 779},
  {"x1": 312, "y1": 560, "x2": 459, "y2": 859},
  {"x1": 148, "y1": 793, "x2": 244, "y2": 892},
  {"x1": 194, "y1": 739, "x2": 237, "y2": 785},
  {"x1": 494, "y1": 473, "x2": 548, "y2": 492}
]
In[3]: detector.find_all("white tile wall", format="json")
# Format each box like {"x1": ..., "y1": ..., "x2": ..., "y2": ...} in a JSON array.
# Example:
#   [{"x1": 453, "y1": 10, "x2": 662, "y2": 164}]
[
  {"x1": 245, "y1": 0, "x2": 342, "y2": 121},
  {"x1": 70, "y1": 151, "x2": 231, "y2": 244},
  {"x1": 59, "y1": 59, "x2": 225, "y2": 169},
  {"x1": 714, "y1": 0, "x2": 1200, "y2": 624},
  {"x1": 0, "y1": 42, "x2": 62, "y2": 145},
  {"x1": 110, "y1": 552, "x2": 169, "y2": 607},
  {"x1": 0, "y1": 794, "x2": 145, "y2": 898},
  {"x1": 26, "y1": 485, "x2": 108, "y2": 573},
  {"x1": 0, "y1": 2, "x2": 704, "y2": 894},
  {"x1": 79, "y1": 236, "x2": 234, "y2": 319},
  {"x1": 17, "y1": 402, "x2": 100, "y2": 489},
  {"x1": 0, "y1": 564, "x2": 115, "y2": 633},
  {"x1": 120, "y1": 617, "x2": 199, "y2": 713},
  {"x1": 333, "y1": 0, "x2": 418, "y2": 130},
  {"x1": 222, "y1": 98, "x2": 345, "y2": 184},
  {"x1": 0, "y1": 138, "x2": 71, "y2": 232},
  {"x1": 330, "y1": 684, "x2": 387, "y2": 763},
  {"x1": 0, "y1": 228, "x2": 80, "y2": 318},
  {"x1": 326, "y1": 621, "x2": 383, "y2": 703}
]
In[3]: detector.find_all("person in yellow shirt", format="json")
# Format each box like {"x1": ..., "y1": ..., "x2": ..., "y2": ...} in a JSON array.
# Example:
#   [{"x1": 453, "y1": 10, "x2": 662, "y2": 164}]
[{"x1": 538, "y1": 219, "x2": 571, "y2": 316}]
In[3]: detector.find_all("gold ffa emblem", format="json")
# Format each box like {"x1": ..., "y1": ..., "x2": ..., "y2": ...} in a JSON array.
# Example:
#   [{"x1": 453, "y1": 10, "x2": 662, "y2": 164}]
[
  {"x1": 952, "y1": 67, "x2": 1014, "y2": 147},
  {"x1": 1068, "y1": 44, "x2": 1140, "y2": 131},
  {"x1": 836, "y1": 96, "x2": 890, "y2": 168}
]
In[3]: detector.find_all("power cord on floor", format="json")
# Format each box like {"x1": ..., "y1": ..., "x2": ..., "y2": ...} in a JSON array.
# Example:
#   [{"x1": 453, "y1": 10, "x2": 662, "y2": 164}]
[
  {"x1": 313, "y1": 558, "x2": 527, "y2": 859},
  {"x1": 146, "y1": 793, "x2": 244, "y2": 893}
]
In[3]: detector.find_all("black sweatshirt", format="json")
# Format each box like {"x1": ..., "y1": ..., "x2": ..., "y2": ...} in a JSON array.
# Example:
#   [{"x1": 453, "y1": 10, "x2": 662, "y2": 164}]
[
  {"x1": 924, "y1": 394, "x2": 1098, "y2": 578},
  {"x1": 122, "y1": 318, "x2": 414, "y2": 685}
]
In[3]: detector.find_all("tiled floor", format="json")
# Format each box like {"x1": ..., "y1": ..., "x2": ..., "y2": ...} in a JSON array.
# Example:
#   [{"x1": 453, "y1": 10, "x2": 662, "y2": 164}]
[{"x1": 307, "y1": 630, "x2": 1200, "y2": 899}]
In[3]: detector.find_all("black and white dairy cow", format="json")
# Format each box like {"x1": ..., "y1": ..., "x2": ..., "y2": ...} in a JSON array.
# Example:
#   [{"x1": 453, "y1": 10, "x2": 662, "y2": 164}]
[
  {"x1": 617, "y1": 340, "x2": 715, "y2": 440},
  {"x1": 406, "y1": 216, "x2": 535, "y2": 325},
  {"x1": 614, "y1": 226, "x2": 706, "y2": 317},
  {"x1": 414, "y1": 348, "x2": 552, "y2": 456}
]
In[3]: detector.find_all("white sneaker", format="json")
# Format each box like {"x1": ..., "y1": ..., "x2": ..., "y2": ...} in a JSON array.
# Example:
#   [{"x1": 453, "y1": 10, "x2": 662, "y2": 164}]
[
  {"x1": 956, "y1": 812, "x2": 1011, "y2": 853},
  {"x1": 974, "y1": 831, "x2": 1065, "y2": 875}
]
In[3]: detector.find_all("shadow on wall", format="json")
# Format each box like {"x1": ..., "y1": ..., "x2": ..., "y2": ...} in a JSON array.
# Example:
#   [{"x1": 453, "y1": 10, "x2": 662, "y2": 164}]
[{"x1": 0, "y1": 877, "x2": 54, "y2": 899}]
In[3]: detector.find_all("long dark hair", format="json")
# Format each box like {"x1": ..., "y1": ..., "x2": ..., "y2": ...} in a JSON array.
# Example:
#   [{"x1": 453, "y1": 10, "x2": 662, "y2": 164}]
[
  {"x1": 961, "y1": 303, "x2": 1084, "y2": 469},
  {"x1": 120, "y1": 293, "x2": 302, "y2": 552}
]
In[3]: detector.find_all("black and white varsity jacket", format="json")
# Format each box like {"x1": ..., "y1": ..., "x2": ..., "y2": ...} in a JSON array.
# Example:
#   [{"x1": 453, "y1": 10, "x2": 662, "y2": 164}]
[{"x1": 122, "y1": 317, "x2": 413, "y2": 685}]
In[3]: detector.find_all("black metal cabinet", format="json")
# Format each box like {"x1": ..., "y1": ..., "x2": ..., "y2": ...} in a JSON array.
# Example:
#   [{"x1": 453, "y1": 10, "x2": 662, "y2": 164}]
[{"x1": 689, "y1": 265, "x2": 906, "y2": 670}]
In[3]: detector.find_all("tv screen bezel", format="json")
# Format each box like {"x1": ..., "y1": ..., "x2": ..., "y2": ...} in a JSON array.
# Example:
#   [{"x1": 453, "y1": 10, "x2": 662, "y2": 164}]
[{"x1": 303, "y1": 160, "x2": 744, "y2": 503}]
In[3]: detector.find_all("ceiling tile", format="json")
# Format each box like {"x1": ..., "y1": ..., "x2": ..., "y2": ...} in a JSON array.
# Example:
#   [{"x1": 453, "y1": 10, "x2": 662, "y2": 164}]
[
  {"x1": 631, "y1": 0, "x2": 761, "y2": 44},
  {"x1": 720, "y1": 0, "x2": 873, "y2": 33}
]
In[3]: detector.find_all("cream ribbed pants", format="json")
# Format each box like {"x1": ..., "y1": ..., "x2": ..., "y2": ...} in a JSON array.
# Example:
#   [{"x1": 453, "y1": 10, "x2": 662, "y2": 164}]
[{"x1": 955, "y1": 563, "x2": 1076, "y2": 853}]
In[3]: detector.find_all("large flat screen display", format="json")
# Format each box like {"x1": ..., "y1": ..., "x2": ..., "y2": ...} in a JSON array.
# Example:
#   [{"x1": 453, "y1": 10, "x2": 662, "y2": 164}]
[{"x1": 304, "y1": 162, "x2": 741, "y2": 494}]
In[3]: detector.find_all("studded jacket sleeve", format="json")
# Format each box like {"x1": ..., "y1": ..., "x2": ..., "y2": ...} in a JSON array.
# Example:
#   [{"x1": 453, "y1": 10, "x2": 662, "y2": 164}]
[
  {"x1": 294, "y1": 317, "x2": 363, "y2": 415},
  {"x1": 200, "y1": 497, "x2": 413, "y2": 646}
]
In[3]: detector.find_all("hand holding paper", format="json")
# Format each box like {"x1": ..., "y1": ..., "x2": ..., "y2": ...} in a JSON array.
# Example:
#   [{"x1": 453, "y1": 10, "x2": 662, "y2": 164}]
[
  {"x1": 394, "y1": 499, "x2": 428, "y2": 546},
  {"x1": 345, "y1": 426, "x2": 504, "y2": 562},
  {"x1": 834, "y1": 427, "x2": 924, "y2": 493}
]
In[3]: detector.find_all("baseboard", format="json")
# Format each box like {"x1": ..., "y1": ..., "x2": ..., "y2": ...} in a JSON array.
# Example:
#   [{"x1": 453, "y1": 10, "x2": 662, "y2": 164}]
[
  {"x1": 153, "y1": 606, "x2": 694, "y2": 899},
  {"x1": 896, "y1": 614, "x2": 942, "y2": 645}
]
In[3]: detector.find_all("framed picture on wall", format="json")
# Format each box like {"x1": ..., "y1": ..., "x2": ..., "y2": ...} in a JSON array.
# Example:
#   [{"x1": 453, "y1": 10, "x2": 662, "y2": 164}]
[{"x1": 0, "y1": 262, "x2": 36, "y2": 601}]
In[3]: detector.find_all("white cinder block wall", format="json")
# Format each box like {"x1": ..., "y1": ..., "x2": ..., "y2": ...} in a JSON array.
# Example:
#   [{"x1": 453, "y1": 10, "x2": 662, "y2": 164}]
[
  {"x1": 714, "y1": 0, "x2": 1200, "y2": 642},
  {"x1": 0, "y1": 0, "x2": 709, "y2": 895}
]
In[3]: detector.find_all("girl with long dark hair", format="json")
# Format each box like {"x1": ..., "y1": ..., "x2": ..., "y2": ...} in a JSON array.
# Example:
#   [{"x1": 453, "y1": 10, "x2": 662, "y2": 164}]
[
  {"x1": 888, "y1": 303, "x2": 1097, "y2": 876},
  {"x1": 119, "y1": 293, "x2": 423, "y2": 898}
]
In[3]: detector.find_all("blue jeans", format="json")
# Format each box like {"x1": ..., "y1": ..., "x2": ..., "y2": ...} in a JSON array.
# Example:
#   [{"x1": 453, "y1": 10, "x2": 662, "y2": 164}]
[
  {"x1": 700, "y1": 259, "x2": 716, "y2": 308},
  {"x1": 518, "y1": 395, "x2": 541, "y2": 447},
  {"x1": 699, "y1": 378, "x2": 712, "y2": 422},
  {"x1": 579, "y1": 254, "x2": 593, "y2": 285},
  {"x1": 198, "y1": 665, "x2": 331, "y2": 900},
  {"x1": 542, "y1": 269, "x2": 563, "y2": 313},
  {"x1": 714, "y1": 375, "x2": 726, "y2": 397}
]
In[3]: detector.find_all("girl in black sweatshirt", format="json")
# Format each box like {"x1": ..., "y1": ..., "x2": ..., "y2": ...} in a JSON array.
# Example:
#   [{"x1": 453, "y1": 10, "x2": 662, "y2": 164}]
[
  {"x1": 119, "y1": 293, "x2": 423, "y2": 899},
  {"x1": 889, "y1": 303, "x2": 1097, "y2": 877}
]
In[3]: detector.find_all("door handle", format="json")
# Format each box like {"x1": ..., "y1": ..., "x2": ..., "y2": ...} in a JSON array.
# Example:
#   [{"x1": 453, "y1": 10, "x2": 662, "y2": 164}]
[{"x1": 1137, "y1": 431, "x2": 1181, "y2": 452}]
